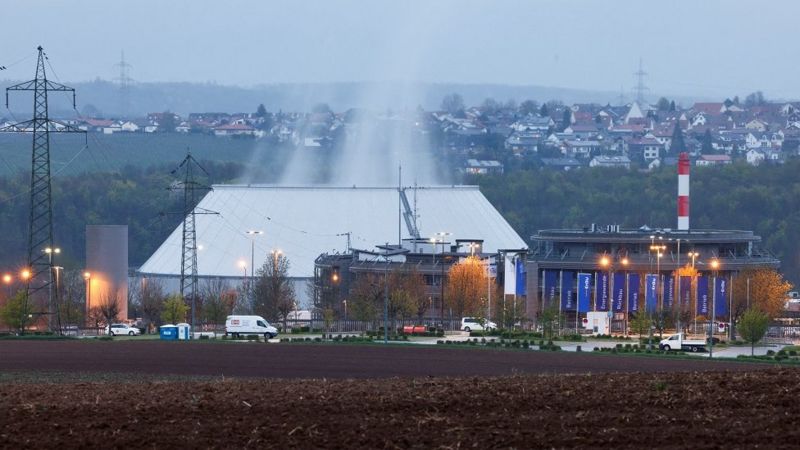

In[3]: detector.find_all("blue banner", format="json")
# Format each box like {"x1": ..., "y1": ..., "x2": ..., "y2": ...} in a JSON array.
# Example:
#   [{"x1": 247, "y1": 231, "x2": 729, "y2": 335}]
[
  {"x1": 596, "y1": 272, "x2": 609, "y2": 311},
  {"x1": 515, "y1": 259, "x2": 526, "y2": 296},
  {"x1": 577, "y1": 273, "x2": 591, "y2": 312},
  {"x1": 679, "y1": 276, "x2": 692, "y2": 307},
  {"x1": 561, "y1": 271, "x2": 575, "y2": 311},
  {"x1": 714, "y1": 277, "x2": 728, "y2": 317},
  {"x1": 663, "y1": 274, "x2": 674, "y2": 309},
  {"x1": 612, "y1": 272, "x2": 625, "y2": 312},
  {"x1": 645, "y1": 274, "x2": 658, "y2": 312},
  {"x1": 628, "y1": 273, "x2": 640, "y2": 313},
  {"x1": 543, "y1": 270, "x2": 558, "y2": 307},
  {"x1": 697, "y1": 276, "x2": 709, "y2": 316}
]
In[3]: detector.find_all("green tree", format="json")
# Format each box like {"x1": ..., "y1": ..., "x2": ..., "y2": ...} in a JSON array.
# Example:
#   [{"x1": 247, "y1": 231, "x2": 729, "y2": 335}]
[
  {"x1": 538, "y1": 304, "x2": 562, "y2": 339},
  {"x1": 539, "y1": 103, "x2": 549, "y2": 117},
  {"x1": 737, "y1": 308, "x2": 769, "y2": 356},
  {"x1": 701, "y1": 129, "x2": 714, "y2": 154},
  {"x1": 0, "y1": 291, "x2": 32, "y2": 333},
  {"x1": 519, "y1": 99, "x2": 539, "y2": 116},
  {"x1": 256, "y1": 103, "x2": 267, "y2": 117},
  {"x1": 656, "y1": 97, "x2": 670, "y2": 111},
  {"x1": 671, "y1": 122, "x2": 686, "y2": 154},
  {"x1": 161, "y1": 294, "x2": 188, "y2": 324},
  {"x1": 441, "y1": 93, "x2": 465, "y2": 116},
  {"x1": 560, "y1": 108, "x2": 572, "y2": 131},
  {"x1": 349, "y1": 274, "x2": 381, "y2": 324},
  {"x1": 669, "y1": 100, "x2": 676, "y2": 111},
  {"x1": 159, "y1": 111, "x2": 177, "y2": 133},
  {"x1": 629, "y1": 312, "x2": 652, "y2": 337}
]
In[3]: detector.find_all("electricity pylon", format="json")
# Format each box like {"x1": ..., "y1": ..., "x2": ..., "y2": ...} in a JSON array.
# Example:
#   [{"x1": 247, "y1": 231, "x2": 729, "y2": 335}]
[{"x1": 0, "y1": 46, "x2": 85, "y2": 331}]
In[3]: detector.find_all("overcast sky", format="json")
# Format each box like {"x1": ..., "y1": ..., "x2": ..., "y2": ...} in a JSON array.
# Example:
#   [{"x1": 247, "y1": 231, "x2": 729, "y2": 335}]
[{"x1": 3, "y1": 0, "x2": 798, "y2": 99}]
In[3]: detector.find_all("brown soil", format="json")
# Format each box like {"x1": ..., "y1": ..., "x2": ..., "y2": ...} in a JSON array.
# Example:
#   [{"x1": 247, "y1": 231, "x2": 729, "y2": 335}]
[{"x1": 0, "y1": 341, "x2": 796, "y2": 448}]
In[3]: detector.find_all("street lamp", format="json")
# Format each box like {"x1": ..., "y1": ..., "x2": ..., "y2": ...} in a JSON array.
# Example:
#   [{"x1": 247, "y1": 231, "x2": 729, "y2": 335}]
[
  {"x1": 2, "y1": 273, "x2": 11, "y2": 298},
  {"x1": 43, "y1": 247, "x2": 61, "y2": 332},
  {"x1": 83, "y1": 272, "x2": 92, "y2": 328},
  {"x1": 709, "y1": 258, "x2": 720, "y2": 358},
  {"x1": 245, "y1": 230, "x2": 263, "y2": 279},
  {"x1": 688, "y1": 251, "x2": 700, "y2": 333}
]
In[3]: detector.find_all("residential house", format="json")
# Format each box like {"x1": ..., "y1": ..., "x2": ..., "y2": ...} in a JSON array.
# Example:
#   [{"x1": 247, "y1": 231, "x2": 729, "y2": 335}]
[
  {"x1": 465, "y1": 159, "x2": 504, "y2": 175},
  {"x1": 541, "y1": 158, "x2": 583, "y2": 171},
  {"x1": 696, "y1": 154, "x2": 732, "y2": 166},
  {"x1": 589, "y1": 155, "x2": 631, "y2": 169},
  {"x1": 562, "y1": 140, "x2": 601, "y2": 159}
]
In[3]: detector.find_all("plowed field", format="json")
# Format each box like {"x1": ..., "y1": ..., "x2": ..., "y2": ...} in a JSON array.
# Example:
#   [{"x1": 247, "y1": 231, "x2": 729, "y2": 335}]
[{"x1": 0, "y1": 341, "x2": 795, "y2": 448}]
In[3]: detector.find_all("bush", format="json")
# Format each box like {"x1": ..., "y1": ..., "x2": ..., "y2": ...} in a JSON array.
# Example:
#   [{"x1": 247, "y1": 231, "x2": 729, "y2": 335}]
[{"x1": 199, "y1": 335, "x2": 209, "y2": 340}]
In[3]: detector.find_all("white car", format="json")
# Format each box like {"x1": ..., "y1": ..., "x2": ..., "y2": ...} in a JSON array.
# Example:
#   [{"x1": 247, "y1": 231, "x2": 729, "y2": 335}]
[
  {"x1": 461, "y1": 317, "x2": 497, "y2": 332},
  {"x1": 106, "y1": 323, "x2": 141, "y2": 336}
]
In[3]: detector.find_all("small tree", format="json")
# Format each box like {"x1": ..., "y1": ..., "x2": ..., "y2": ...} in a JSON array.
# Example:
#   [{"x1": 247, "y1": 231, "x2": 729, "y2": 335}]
[
  {"x1": 539, "y1": 304, "x2": 562, "y2": 339},
  {"x1": 629, "y1": 312, "x2": 652, "y2": 338},
  {"x1": 161, "y1": 294, "x2": 188, "y2": 324},
  {"x1": 445, "y1": 256, "x2": 488, "y2": 320},
  {"x1": 201, "y1": 278, "x2": 236, "y2": 334},
  {"x1": 441, "y1": 93, "x2": 465, "y2": 116},
  {"x1": 97, "y1": 290, "x2": 121, "y2": 334},
  {"x1": 140, "y1": 278, "x2": 166, "y2": 333},
  {"x1": 737, "y1": 308, "x2": 770, "y2": 356},
  {"x1": 0, "y1": 291, "x2": 32, "y2": 334}
]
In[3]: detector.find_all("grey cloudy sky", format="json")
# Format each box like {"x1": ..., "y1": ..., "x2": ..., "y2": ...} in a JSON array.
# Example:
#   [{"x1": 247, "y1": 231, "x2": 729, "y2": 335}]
[{"x1": 3, "y1": 0, "x2": 798, "y2": 99}]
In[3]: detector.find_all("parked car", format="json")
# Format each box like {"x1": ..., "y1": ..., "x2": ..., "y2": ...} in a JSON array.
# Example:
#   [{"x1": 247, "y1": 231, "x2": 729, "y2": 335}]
[
  {"x1": 105, "y1": 323, "x2": 141, "y2": 336},
  {"x1": 461, "y1": 317, "x2": 497, "y2": 332}
]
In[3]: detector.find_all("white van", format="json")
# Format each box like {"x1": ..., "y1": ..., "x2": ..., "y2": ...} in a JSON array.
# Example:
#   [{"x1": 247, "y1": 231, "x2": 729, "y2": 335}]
[{"x1": 225, "y1": 315, "x2": 278, "y2": 339}]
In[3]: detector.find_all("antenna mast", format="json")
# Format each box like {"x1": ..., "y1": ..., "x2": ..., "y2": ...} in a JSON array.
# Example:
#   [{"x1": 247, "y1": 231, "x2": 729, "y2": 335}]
[{"x1": 1, "y1": 46, "x2": 86, "y2": 332}]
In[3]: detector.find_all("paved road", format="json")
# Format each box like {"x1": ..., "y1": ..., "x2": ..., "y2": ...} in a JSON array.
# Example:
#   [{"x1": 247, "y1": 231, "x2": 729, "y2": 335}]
[{"x1": 0, "y1": 340, "x2": 775, "y2": 379}]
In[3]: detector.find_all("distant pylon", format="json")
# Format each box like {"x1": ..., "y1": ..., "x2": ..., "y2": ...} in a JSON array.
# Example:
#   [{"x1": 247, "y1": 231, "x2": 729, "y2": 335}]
[
  {"x1": 634, "y1": 58, "x2": 649, "y2": 104},
  {"x1": 0, "y1": 46, "x2": 86, "y2": 332},
  {"x1": 170, "y1": 152, "x2": 216, "y2": 337},
  {"x1": 113, "y1": 50, "x2": 133, "y2": 117}
]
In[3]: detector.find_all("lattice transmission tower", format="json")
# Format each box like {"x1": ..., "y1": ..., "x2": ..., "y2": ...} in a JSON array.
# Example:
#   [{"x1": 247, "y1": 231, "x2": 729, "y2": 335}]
[
  {"x1": 113, "y1": 50, "x2": 133, "y2": 117},
  {"x1": 170, "y1": 152, "x2": 216, "y2": 336},
  {"x1": 0, "y1": 46, "x2": 85, "y2": 329}
]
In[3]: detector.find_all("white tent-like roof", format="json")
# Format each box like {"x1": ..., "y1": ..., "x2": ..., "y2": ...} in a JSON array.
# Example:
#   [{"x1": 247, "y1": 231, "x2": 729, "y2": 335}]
[{"x1": 138, "y1": 185, "x2": 527, "y2": 279}]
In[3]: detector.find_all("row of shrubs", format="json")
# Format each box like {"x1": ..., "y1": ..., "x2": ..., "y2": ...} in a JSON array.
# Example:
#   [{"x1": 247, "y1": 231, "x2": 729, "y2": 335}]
[
  {"x1": 742, "y1": 349, "x2": 800, "y2": 362},
  {"x1": 436, "y1": 337, "x2": 563, "y2": 351},
  {"x1": 594, "y1": 346, "x2": 670, "y2": 355}
]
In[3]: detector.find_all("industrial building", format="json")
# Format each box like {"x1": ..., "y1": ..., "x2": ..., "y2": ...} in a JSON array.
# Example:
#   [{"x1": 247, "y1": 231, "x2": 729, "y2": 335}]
[
  {"x1": 137, "y1": 185, "x2": 528, "y2": 306},
  {"x1": 527, "y1": 153, "x2": 782, "y2": 332},
  {"x1": 313, "y1": 238, "x2": 528, "y2": 327}
]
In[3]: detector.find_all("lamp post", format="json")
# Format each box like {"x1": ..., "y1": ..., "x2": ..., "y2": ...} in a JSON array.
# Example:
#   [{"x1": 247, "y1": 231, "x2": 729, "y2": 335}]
[
  {"x1": 620, "y1": 256, "x2": 629, "y2": 335},
  {"x1": 709, "y1": 258, "x2": 720, "y2": 358},
  {"x1": 650, "y1": 239, "x2": 666, "y2": 337},
  {"x1": 436, "y1": 233, "x2": 451, "y2": 329},
  {"x1": 83, "y1": 271, "x2": 91, "y2": 331},
  {"x1": 599, "y1": 255, "x2": 612, "y2": 336},
  {"x1": 44, "y1": 247, "x2": 61, "y2": 332},
  {"x1": 2, "y1": 273, "x2": 11, "y2": 298},
  {"x1": 688, "y1": 251, "x2": 699, "y2": 333},
  {"x1": 384, "y1": 257, "x2": 390, "y2": 344},
  {"x1": 246, "y1": 230, "x2": 263, "y2": 279}
]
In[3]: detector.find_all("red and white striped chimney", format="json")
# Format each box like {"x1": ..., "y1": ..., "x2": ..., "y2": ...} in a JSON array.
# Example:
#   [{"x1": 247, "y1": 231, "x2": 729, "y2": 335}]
[{"x1": 677, "y1": 152, "x2": 690, "y2": 230}]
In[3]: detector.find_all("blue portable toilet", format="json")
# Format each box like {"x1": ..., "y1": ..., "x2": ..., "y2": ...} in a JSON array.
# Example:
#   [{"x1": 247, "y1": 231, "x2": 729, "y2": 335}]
[
  {"x1": 176, "y1": 323, "x2": 191, "y2": 340},
  {"x1": 159, "y1": 324, "x2": 178, "y2": 340}
]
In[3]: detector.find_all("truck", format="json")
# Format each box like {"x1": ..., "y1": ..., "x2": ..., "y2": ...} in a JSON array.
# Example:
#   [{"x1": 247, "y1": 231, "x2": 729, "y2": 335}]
[
  {"x1": 659, "y1": 333, "x2": 706, "y2": 352},
  {"x1": 225, "y1": 315, "x2": 278, "y2": 339}
]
